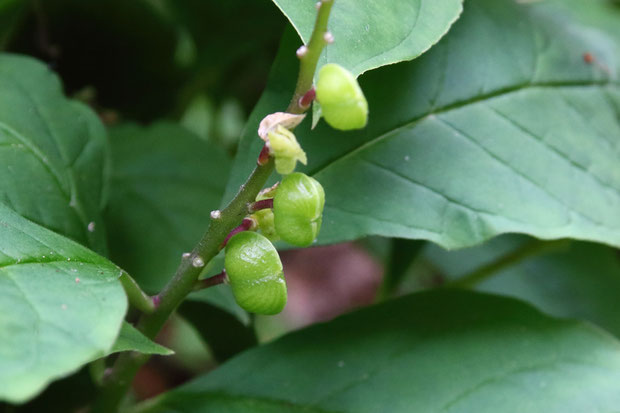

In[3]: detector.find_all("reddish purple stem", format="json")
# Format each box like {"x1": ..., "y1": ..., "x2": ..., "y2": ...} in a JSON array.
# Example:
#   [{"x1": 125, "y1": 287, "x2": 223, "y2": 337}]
[
  {"x1": 250, "y1": 198, "x2": 274, "y2": 212},
  {"x1": 220, "y1": 218, "x2": 254, "y2": 249},
  {"x1": 193, "y1": 271, "x2": 228, "y2": 291}
]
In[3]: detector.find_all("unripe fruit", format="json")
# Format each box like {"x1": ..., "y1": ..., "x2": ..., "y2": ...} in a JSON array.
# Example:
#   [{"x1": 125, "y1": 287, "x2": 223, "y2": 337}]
[
  {"x1": 316, "y1": 63, "x2": 368, "y2": 130},
  {"x1": 224, "y1": 231, "x2": 287, "y2": 315},
  {"x1": 273, "y1": 172, "x2": 325, "y2": 247}
]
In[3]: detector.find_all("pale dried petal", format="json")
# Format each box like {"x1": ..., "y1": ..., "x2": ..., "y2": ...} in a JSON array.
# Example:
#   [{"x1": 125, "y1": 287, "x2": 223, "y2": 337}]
[{"x1": 258, "y1": 112, "x2": 306, "y2": 141}]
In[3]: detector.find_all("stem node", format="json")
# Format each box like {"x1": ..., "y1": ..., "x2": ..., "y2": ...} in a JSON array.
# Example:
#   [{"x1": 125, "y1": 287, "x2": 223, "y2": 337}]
[
  {"x1": 191, "y1": 256, "x2": 205, "y2": 268},
  {"x1": 296, "y1": 45, "x2": 308, "y2": 58}
]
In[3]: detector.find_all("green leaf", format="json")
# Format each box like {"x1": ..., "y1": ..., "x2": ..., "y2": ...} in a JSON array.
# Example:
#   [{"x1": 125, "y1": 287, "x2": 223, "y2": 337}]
[
  {"x1": 427, "y1": 237, "x2": 620, "y2": 338},
  {"x1": 227, "y1": 0, "x2": 620, "y2": 250},
  {"x1": 104, "y1": 122, "x2": 231, "y2": 292},
  {"x1": 136, "y1": 290, "x2": 620, "y2": 413},
  {"x1": 110, "y1": 322, "x2": 174, "y2": 356},
  {"x1": 0, "y1": 53, "x2": 109, "y2": 253},
  {"x1": 272, "y1": 0, "x2": 463, "y2": 77},
  {"x1": 0, "y1": 203, "x2": 127, "y2": 404}
]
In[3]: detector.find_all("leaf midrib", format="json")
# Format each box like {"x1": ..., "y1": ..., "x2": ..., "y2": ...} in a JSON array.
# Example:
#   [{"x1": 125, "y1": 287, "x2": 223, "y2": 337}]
[
  {"x1": 0, "y1": 259, "x2": 102, "y2": 271},
  {"x1": 1, "y1": 72, "x2": 93, "y2": 243}
]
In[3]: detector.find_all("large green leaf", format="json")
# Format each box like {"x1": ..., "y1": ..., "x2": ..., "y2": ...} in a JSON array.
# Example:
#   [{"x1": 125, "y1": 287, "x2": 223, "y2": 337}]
[
  {"x1": 136, "y1": 290, "x2": 620, "y2": 413},
  {"x1": 272, "y1": 0, "x2": 463, "y2": 77},
  {"x1": 105, "y1": 122, "x2": 231, "y2": 292},
  {"x1": 0, "y1": 53, "x2": 109, "y2": 253},
  {"x1": 226, "y1": 0, "x2": 620, "y2": 249},
  {"x1": 0, "y1": 203, "x2": 127, "y2": 404},
  {"x1": 427, "y1": 237, "x2": 620, "y2": 338}
]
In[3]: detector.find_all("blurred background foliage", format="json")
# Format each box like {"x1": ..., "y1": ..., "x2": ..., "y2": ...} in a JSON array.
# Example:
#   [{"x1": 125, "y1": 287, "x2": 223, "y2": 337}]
[{"x1": 3, "y1": 0, "x2": 285, "y2": 148}]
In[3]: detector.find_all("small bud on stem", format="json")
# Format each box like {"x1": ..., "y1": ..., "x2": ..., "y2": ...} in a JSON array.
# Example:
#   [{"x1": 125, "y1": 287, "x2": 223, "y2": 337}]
[
  {"x1": 298, "y1": 88, "x2": 316, "y2": 109},
  {"x1": 296, "y1": 45, "x2": 308, "y2": 58},
  {"x1": 152, "y1": 295, "x2": 161, "y2": 309},
  {"x1": 258, "y1": 144, "x2": 271, "y2": 166},
  {"x1": 192, "y1": 256, "x2": 205, "y2": 268}
]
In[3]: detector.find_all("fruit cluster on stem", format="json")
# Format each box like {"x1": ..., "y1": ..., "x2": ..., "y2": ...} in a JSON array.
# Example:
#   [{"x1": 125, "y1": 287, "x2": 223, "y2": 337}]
[{"x1": 91, "y1": 2, "x2": 338, "y2": 412}]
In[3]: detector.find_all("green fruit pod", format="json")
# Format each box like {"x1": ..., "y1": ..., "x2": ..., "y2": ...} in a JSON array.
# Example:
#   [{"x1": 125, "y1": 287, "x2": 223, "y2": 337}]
[
  {"x1": 273, "y1": 172, "x2": 325, "y2": 247},
  {"x1": 224, "y1": 231, "x2": 287, "y2": 315},
  {"x1": 316, "y1": 63, "x2": 368, "y2": 130}
]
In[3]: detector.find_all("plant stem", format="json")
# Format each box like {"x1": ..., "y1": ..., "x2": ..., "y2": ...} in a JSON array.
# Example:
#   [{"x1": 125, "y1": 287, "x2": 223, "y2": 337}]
[
  {"x1": 288, "y1": 0, "x2": 334, "y2": 114},
  {"x1": 193, "y1": 271, "x2": 228, "y2": 291},
  {"x1": 446, "y1": 239, "x2": 570, "y2": 289},
  {"x1": 119, "y1": 272, "x2": 156, "y2": 314},
  {"x1": 91, "y1": 2, "x2": 335, "y2": 411},
  {"x1": 220, "y1": 217, "x2": 256, "y2": 248},
  {"x1": 249, "y1": 198, "x2": 274, "y2": 212}
]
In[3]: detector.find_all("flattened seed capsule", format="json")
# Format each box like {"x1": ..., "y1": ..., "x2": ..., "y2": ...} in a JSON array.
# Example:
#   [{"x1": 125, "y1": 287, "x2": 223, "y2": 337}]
[
  {"x1": 274, "y1": 173, "x2": 325, "y2": 247},
  {"x1": 224, "y1": 231, "x2": 287, "y2": 315},
  {"x1": 316, "y1": 63, "x2": 368, "y2": 130}
]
